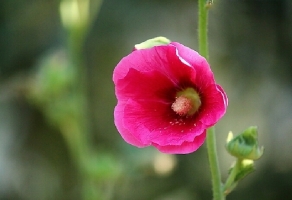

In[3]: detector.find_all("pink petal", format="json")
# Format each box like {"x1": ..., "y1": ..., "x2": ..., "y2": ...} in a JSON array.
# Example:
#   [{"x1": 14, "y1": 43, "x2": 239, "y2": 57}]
[
  {"x1": 170, "y1": 42, "x2": 215, "y2": 89},
  {"x1": 114, "y1": 101, "x2": 148, "y2": 147},
  {"x1": 217, "y1": 84, "x2": 228, "y2": 108},
  {"x1": 113, "y1": 45, "x2": 196, "y2": 91},
  {"x1": 198, "y1": 84, "x2": 228, "y2": 126},
  {"x1": 122, "y1": 99, "x2": 172, "y2": 144},
  {"x1": 123, "y1": 98, "x2": 206, "y2": 146},
  {"x1": 115, "y1": 67, "x2": 175, "y2": 103},
  {"x1": 152, "y1": 130, "x2": 206, "y2": 154}
]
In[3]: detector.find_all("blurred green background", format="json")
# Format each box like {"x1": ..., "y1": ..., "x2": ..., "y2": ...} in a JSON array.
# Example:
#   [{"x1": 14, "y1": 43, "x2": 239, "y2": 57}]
[{"x1": 0, "y1": 0, "x2": 292, "y2": 199}]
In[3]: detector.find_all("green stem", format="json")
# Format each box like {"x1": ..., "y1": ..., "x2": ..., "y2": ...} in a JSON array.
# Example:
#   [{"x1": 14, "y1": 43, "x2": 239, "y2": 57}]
[
  {"x1": 60, "y1": 0, "x2": 104, "y2": 199},
  {"x1": 223, "y1": 159, "x2": 241, "y2": 195},
  {"x1": 207, "y1": 127, "x2": 225, "y2": 200},
  {"x1": 198, "y1": 0, "x2": 209, "y2": 60},
  {"x1": 198, "y1": 0, "x2": 224, "y2": 199}
]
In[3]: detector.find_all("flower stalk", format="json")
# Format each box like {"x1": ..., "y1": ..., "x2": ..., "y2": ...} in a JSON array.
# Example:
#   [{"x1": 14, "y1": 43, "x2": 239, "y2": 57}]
[
  {"x1": 198, "y1": 0, "x2": 225, "y2": 199},
  {"x1": 206, "y1": 127, "x2": 225, "y2": 200},
  {"x1": 60, "y1": 0, "x2": 105, "y2": 199},
  {"x1": 198, "y1": 0, "x2": 209, "y2": 60},
  {"x1": 223, "y1": 158, "x2": 241, "y2": 195}
]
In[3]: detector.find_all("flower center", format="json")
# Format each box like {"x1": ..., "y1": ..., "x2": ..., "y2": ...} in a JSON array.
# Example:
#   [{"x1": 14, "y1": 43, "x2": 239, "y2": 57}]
[{"x1": 171, "y1": 88, "x2": 201, "y2": 116}]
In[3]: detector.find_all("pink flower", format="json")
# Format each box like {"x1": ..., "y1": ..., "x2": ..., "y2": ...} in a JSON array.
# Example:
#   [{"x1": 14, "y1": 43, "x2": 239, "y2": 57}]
[{"x1": 113, "y1": 42, "x2": 228, "y2": 154}]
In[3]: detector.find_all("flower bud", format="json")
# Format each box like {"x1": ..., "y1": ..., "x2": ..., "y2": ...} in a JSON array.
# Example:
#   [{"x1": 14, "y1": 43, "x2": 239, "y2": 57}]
[
  {"x1": 134, "y1": 37, "x2": 171, "y2": 50},
  {"x1": 226, "y1": 126, "x2": 264, "y2": 160}
]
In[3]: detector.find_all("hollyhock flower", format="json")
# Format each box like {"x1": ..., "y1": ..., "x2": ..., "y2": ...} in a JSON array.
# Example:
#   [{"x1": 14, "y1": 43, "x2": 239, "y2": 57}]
[{"x1": 113, "y1": 41, "x2": 227, "y2": 154}]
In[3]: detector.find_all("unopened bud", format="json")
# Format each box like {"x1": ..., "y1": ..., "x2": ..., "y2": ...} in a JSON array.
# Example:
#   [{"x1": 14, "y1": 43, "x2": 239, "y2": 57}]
[
  {"x1": 226, "y1": 126, "x2": 264, "y2": 160},
  {"x1": 134, "y1": 37, "x2": 171, "y2": 50}
]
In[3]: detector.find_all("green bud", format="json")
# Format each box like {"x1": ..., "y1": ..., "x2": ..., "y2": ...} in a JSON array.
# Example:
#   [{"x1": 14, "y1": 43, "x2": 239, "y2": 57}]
[
  {"x1": 226, "y1": 126, "x2": 264, "y2": 160},
  {"x1": 134, "y1": 37, "x2": 171, "y2": 50}
]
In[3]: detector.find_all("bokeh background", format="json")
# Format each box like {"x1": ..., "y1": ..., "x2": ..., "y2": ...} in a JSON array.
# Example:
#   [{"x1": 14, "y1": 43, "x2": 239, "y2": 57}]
[{"x1": 1, "y1": 0, "x2": 292, "y2": 199}]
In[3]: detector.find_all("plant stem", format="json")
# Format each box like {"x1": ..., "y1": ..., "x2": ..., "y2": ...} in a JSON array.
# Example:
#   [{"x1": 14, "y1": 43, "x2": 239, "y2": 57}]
[
  {"x1": 198, "y1": 0, "x2": 224, "y2": 199},
  {"x1": 223, "y1": 158, "x2": 241, "y2": 195},
  {"x1": 60, "y1": 0, "x2": 104, "y2": 199},
  {"x1": 207, "y1": 127, "x2": 225, "y2": 200},
  {"x1": 198, "y1": 0, "x2": 209, "y2": 59}
]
